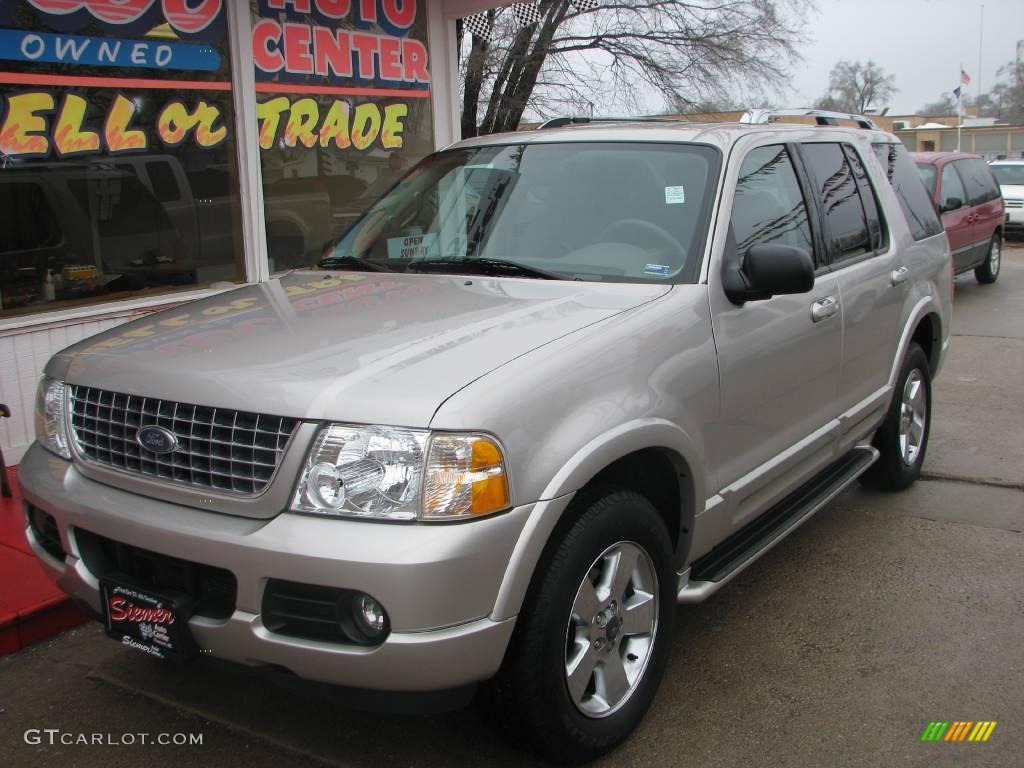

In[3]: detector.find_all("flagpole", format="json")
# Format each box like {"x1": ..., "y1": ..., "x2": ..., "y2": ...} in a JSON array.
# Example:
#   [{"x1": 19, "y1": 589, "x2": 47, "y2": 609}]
[
  {"x1": 957, "y1": 62, "x2": 963, "y2": 152},
  {"x1": 977, "y1": 4, "x2": 984, "y2": 102}
]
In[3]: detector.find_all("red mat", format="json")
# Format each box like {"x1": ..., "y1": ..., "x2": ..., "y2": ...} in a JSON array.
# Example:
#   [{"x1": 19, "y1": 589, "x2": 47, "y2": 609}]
[{"x1": 0, "y1": 466, "x2": 87, "y2": 656}]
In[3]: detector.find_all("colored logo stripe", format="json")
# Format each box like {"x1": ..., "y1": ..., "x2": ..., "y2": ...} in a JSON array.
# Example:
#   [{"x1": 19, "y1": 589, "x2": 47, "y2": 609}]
[{"x1": 921, "y1": 721, "x2": 996, "y2": 742}]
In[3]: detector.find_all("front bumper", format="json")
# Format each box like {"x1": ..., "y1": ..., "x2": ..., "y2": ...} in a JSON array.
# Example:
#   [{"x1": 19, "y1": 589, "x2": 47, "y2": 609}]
[
  {"x1": 18, "y1": 444, "x2": 531, "y2": 691},
  {"x1": 1005, "y1": 207, "x2": 1024, "y2": 229}
]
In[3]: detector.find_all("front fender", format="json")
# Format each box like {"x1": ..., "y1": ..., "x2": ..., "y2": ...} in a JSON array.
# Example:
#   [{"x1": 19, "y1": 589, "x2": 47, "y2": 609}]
[{"x1": 490, "y1": 418, "x2": 704, "y2": 622}]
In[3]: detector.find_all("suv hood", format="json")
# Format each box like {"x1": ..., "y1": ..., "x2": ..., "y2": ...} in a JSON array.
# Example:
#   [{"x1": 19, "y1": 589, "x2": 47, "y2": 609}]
[{"x1": 51, "y1": 271, "x2": 669, "y2": 426}]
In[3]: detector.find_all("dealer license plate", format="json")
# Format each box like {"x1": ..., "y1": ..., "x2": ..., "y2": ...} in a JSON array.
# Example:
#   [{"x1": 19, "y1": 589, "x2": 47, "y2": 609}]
[{"x1": 100, "y1": 578, "x2": 196, "y2": 662}]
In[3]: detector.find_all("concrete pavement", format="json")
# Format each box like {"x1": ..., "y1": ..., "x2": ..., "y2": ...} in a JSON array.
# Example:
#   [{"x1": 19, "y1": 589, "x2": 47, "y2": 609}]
[{"x1": 2, "y1": 244, "x2": 1022, "y2": 768}]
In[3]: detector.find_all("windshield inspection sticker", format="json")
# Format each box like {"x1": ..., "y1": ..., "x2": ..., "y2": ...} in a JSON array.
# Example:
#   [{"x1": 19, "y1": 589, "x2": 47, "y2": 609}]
[
  {"x1": 664, "y1": 186, "x2": 686, "y2": 205},
  {"x1": 387, "y1": 233, "x2": 438, "y2": 260},
  {"x1": 644, "y1": 264, "x2": 671, "y2": 276}
]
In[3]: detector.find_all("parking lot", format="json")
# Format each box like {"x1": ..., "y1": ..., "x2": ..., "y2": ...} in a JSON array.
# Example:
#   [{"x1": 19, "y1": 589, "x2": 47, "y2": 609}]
[{"x1": 2, "y1": 240, "x2": 1022, "y2": 768}]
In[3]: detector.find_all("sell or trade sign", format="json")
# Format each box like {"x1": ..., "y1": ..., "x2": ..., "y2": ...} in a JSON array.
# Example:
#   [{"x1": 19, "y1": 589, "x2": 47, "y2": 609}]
[{"x1": 0, "y1": 90, "x2": 226, "y2": 158}]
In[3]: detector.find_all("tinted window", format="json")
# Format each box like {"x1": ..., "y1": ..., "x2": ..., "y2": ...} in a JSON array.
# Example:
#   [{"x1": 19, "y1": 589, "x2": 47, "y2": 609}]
[
  {"x1": 68, "y1": 177, "x2": 174, "y2": 238},
  {"x1": 0, "y1": 181, "x2": 59, "y2": 253},
  {"x1": 326, "y1": 142, "x2": 722, "y2": 284},
  {"x1": 801, "y1": 143, "x2": 871, "y2": 260},
  {"x1": 939, "y1": 163, "x2": 967, "y2": 209},
  {"x1": 844, "y1": 145, "x2": 886, "y2": 252},
  {"x1": 731, "y1": 144, "x2": 814, "y2": 263},
  {"x1": 915, "y1": 163, "x2": 937, "y2": 196},
  {"x1": 991, "y1": 164, "x2": 1024, "y2": 186},
  {"x1": 955, "y1": 159, "x2": 1000, "y2": 205},
  {"x1": 146, "y1": 162, "x2": 181, "y2": 203},
  {"x1": 872, "y1": 143, "x2": 944, "y2": 241}
]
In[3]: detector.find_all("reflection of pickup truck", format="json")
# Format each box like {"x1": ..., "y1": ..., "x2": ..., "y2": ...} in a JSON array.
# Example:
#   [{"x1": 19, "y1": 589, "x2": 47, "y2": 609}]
[
  {"x1": 0, "y1": 166, "x2": 184, "y2": 311},
  {"x1": 103, "y1": 156, "x2": 332, "y2": 275}
]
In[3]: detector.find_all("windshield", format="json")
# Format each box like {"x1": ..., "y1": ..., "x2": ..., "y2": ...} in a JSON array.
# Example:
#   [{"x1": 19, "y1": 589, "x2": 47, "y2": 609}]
[
  {"x1": 991, "y1": 164, "x2": 1024, "y2": 186},
  {"x1": 915, "y1": 163, "x2": 937, "y2": 196},
  {"x1": 321, "y1": 142, "x2": 721, "y2": 282}
]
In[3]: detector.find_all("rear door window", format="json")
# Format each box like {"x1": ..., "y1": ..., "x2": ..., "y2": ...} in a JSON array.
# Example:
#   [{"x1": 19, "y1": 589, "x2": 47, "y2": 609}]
[
  {"x1": 800, "y1": 143, "x2": 871, "y2": 262},
  {"x1": 843, "y1": 145, "x2": 886, "y2": 252},
  {"x1": 872, "y1": 143, "x2": 943, "y2": 241},
  {"x1": 939, "y1": 163, "x2": 968, "y2": 210}
]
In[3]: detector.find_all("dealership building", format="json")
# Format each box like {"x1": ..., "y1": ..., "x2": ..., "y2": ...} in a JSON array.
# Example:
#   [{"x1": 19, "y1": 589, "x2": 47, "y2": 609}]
[{"x1": 0, "y1": 0, "x2": 501, "y2": 465}]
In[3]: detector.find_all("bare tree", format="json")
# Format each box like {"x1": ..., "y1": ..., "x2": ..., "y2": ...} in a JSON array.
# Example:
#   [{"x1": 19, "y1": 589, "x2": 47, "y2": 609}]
[
  {"x1": 814, "y1": 60, "x2": 896, "y2": 114},
  {"x1": 916, "y1": 61, "x2": 1024, "y2": 122},
  {"x1": 460, "y1": 0, "x2": 813, "y2": 137},
  {"x1": 916, "y1": 94, "x2": 957, "y2": 116},
  {"x1": 989, "y1": 60, "x2": 1024, "y2": 124}
]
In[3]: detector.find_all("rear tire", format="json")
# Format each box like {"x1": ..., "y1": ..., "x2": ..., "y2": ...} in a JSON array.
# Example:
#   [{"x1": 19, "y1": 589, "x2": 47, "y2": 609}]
[
  {"x1": 488, "y1": 489, "x2": 675, "y2": 764},
  {"x1": 860, "y1": 342, "x2": 931, "y2": 491},
  {"x1": 974, "y1": 234, "x2": 1001, "y2": 284}
]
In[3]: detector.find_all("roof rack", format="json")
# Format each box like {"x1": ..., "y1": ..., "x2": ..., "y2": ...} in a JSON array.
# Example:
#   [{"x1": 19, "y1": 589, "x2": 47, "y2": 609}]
[
  {"x1": 537, "y1": 116, "x2": 678, "y2": 129},
  {"x1": 740, "y1": 108, "x2": 879, "y2": 130}
]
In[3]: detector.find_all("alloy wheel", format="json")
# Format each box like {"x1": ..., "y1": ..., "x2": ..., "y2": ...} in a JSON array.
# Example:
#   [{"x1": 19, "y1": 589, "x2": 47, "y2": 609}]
[
  {"x1": 564, "y1": 541, "x2": 659, "y2": 718},
  {"x1": 899, "y1": 369, "x2": 927, "y2": 466}
]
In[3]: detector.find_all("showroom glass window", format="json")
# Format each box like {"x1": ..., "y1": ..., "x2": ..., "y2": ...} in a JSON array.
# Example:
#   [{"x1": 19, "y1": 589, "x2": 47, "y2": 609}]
[
  {"x1": 250, "y1": 0, "x2": 436, "y2": 272},
  {"x1": 0, "y1": 0, "x2": 245, "y2": 319}
]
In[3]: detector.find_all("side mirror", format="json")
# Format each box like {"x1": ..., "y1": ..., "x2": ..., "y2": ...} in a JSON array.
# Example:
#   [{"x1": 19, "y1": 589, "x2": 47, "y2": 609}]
[
  {"x1": 724, "y1": 243, "x2": 815, "y2": 304},
  {"x1": 940, "y1": 196, "x2": 963, "y2": 213}
]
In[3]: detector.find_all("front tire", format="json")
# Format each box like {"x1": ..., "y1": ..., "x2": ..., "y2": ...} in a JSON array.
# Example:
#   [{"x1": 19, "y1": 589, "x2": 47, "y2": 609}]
[
  {"x1": 490, "y1": 489, "x2": 675, "y2": 764},
  {"x1": 861, "y1": 342, "x2": 932, "y2": 491},
  {"x1": 974, "y1": 234, "x2": 1001, "y2": 284}
]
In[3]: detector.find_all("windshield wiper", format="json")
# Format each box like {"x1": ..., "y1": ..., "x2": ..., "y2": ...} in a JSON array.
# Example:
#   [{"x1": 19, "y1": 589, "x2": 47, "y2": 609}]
[
  {"x1": 406, "y1": 258, "x2": 565, "y2": 280},
  {"x1": 317, "y1": 254, "x2": 395, "y2": 272}
]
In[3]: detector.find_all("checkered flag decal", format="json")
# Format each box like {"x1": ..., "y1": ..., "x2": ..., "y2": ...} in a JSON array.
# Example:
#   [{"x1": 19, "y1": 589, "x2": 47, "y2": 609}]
[
  {"x1": 513, "y1": 2, "x2": 544, "y2": 27},
  {"x1": 571, "y1": 0, "x2": 601, "y2": 10},
  {"x1": 463, "y1": 12, "x2": 493, "y2": 41}
]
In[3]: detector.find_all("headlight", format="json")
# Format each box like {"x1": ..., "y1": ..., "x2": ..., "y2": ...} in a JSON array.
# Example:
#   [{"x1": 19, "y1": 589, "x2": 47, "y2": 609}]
[
  {"x1": 34, "y1": 376, "x2": 71, "y2": 459},
  {"x1": 291, "y1": 425, "x2": 510, "y2": 522}
]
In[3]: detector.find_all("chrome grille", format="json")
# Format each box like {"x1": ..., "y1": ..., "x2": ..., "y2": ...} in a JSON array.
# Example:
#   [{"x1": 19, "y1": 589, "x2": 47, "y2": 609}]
[{"x1": 69, "y1": 386, "x2": 299, "y2": 495}]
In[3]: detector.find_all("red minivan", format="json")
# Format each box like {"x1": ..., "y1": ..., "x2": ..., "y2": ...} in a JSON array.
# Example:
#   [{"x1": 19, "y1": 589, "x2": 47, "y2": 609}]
[{"x1": 913, "y1": 152, "x2": 1004, "y2": 284}]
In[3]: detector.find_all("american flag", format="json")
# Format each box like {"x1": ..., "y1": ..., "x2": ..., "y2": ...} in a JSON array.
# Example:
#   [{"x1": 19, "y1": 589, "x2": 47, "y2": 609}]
[{"x1": 960, "y1": 68, "x2": 971, "y2": 86}]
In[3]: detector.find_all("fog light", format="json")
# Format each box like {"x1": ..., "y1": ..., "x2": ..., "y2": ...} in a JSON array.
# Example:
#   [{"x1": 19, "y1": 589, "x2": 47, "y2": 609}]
[{"x1": 353, "y1": 594, "x2": 387, "y2": 638}]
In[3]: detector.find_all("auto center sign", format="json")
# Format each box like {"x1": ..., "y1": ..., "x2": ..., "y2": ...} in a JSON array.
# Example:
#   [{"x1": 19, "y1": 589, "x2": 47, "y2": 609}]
[
  {"x1": 253, "y1": 0, "x2": 430, "y2": 86},
  {"x1": 0, "y1": 0, "x2": 429, "y2": 158}
]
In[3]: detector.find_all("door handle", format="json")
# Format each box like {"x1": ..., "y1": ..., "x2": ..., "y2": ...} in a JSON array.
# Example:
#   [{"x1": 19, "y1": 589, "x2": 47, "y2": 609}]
[
  {"x1": 890, "y1": 265, "x2": 910, "y2": 285},
  {"x1": 811, "y1": 295, "x2": 838, "y2": 323}
]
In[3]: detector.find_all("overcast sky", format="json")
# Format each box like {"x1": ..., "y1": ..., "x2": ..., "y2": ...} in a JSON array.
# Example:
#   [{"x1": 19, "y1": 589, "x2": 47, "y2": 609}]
[{"x1": 788, "y1": 0, "x2": 1023, "y2": 115}]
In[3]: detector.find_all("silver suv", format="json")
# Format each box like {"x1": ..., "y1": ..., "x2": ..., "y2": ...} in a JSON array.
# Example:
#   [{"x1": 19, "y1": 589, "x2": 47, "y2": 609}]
[{"x1": 21, "y1": 111, "x2": 952, "y2": 763}]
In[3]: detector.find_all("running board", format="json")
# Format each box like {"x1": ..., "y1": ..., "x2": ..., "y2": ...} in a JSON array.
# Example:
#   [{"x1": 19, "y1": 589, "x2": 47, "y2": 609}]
[{"x1": 677, "y1": 446, "x2": 878, "y2": 604}]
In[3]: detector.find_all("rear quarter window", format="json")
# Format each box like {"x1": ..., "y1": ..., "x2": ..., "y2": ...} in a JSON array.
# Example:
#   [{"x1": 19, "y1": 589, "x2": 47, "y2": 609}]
[{"x1": 872, "y1": 143, "x2": 943, "y2": 241}]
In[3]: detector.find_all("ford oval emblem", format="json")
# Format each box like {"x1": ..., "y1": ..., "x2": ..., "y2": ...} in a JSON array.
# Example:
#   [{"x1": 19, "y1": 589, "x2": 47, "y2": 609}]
[{"x1": 136, "y1": 426, "x2": 178, "y2": 455}]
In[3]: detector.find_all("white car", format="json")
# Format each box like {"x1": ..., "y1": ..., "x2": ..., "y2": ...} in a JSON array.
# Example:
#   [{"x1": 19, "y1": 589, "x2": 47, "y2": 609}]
[{"x1": 991, "y1": 160, "x2": 1024, "y2": 233}]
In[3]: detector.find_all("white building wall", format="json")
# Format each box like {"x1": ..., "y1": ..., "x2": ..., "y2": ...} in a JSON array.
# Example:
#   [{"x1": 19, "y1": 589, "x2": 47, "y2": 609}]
[{"x1": 1, "y1": 310, "x2": 152, "y2": 464}]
